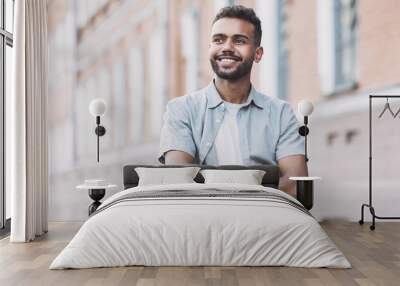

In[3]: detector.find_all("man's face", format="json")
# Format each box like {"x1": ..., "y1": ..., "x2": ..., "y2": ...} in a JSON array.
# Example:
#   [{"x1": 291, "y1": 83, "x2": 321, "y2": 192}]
[{"x1": 209, "y1": 17, "x2": 263, "y2": 81}]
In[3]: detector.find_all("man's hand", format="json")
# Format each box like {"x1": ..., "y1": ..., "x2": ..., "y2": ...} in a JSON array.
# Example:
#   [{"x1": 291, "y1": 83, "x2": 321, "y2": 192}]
[
  {"x1": 277, "y1": 155, "x2": 308, "y2": 197},
  {"x1": 164, "y1": 150, "x2": 194, "y2": 165}
]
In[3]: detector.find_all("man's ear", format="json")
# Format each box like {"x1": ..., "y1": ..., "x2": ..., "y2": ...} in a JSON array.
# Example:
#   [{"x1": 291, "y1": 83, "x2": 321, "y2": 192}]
[{"x1": 254, "y1": 46, "x2": 263, "y2": 63}]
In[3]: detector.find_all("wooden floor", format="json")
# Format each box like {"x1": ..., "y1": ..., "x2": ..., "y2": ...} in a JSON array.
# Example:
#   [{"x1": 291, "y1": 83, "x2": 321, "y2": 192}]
[{"x1": 0, "y1": 221, "x2": 399, "y2": 286}]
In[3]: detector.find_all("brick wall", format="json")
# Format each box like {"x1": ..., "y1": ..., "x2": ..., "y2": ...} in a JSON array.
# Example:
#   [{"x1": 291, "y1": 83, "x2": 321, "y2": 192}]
[
  {"x1": 286, "y1": 0, "x2": 320, "y2": 105},
  {"x1": 358, "y1": 0, "x2": 400, "y2": 91},
  {"x1": 284, "y1": 0, "x2": 400, "y2": 220}
]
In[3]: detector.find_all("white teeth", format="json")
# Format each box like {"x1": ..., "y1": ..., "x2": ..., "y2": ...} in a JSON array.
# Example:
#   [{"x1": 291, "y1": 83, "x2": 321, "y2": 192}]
[{"x1": 220, "y1": 58, "x2": 235, "y2": 63}]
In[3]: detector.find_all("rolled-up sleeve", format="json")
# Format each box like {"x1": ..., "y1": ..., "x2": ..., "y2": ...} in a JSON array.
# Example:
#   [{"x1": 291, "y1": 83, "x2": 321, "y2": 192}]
[
  {"x1": 158, "y1": 98, "x2": 196, "y2": 163},
  {"x1": 276, "y1": 103, "x2": 305, "y2": 160}
]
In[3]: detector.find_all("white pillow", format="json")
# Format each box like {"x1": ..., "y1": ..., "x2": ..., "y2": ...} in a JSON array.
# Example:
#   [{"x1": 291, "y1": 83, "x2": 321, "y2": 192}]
[
  {"x1": 135, "y1": 167, "x2": 201, "y2": 186},
  {"x1": 200, "y1": 169, "x2": 266, "y2": 185}
]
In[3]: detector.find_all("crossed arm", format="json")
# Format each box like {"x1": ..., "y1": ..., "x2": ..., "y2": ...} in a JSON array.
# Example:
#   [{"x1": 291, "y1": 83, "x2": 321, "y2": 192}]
[{"x1": 164, "y1": 151, "x2": 308, "y2": 197}]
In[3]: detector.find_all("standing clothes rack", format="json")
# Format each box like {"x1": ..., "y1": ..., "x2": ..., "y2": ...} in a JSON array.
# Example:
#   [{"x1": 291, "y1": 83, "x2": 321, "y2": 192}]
[{"x1": 359, "y1": 95, "x2": 400, "y2": 230}]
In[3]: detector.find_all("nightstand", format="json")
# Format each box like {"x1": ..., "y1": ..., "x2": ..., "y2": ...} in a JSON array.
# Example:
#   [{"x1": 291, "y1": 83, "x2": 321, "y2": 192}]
[
  {"x1": 76, "y1": 180, "x2": 117, "y2": 215},
  {"x1": 289, "y1": 177, "x2": 321, "y2": 210}
]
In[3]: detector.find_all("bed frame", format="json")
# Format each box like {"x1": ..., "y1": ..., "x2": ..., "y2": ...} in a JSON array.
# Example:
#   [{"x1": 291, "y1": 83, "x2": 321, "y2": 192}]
[
  {"x1": 122, "y1": 164, "x2": 316, "y2": 210},
  {"x1": 123, "y1": 164, "x2": 280, "y2": 189}
]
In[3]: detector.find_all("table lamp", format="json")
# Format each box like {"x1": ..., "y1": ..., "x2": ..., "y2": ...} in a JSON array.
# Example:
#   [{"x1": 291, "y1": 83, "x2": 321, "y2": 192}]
[
  {"x1": 89, "y1": 98, "x2": 107, "y2": 162},
  {"x1": 297, "y1": 99, "x2": 314, "y2": 162},
  {"x1": 292, "y1": 99, "x2": 319, "y2": 210}
]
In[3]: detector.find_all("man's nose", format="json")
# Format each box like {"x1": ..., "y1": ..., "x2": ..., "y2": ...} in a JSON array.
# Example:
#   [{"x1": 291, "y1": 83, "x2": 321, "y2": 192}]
[{"x1": 221, "y1": 39, "x2": 234, "y2": 52}]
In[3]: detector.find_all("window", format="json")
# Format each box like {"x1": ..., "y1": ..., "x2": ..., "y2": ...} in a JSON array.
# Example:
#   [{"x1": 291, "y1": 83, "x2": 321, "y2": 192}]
[
  {"x1": 112, "y1": 58, "x2": 127, "y2": 147},
  {"x1": 128, "y1": 46, "x2": 144, "y2": 144},
  {"x1": 180, "y1": 7, "x2": 199, "y2": 94},
  {"x1": 277, "y1": 0, "x2": 289, "y2": 100},
  {"x1": 333, "y1": 0, "x2": 357, "y2": 89},
  {"x1": 317, "y1": 0, "x2": 357, "y2": 95},
  {"x1": 213, "y1": 0, "x2": 235, "y2": 12},
  {"x1": 147, "y1": 28, "x2": 167, "y2": 139},
  {"x1": 1, "y1": 0, "x2": 14, "y2": 233}
]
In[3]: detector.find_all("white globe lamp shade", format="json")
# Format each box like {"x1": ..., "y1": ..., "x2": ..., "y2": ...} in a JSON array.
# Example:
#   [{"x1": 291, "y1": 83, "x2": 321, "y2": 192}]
[
  {"x1": 298, "y1": 100, "x2": 314, "y2": 116},
  {"x1": 89, "y1": 98, "x2": 107, "y2": 117}
]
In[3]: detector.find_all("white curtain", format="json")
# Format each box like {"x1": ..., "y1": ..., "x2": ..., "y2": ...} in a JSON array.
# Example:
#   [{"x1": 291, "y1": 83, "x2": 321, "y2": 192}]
[{"x1": 8, "y1": 0, "x2": 48, "y2": 242}]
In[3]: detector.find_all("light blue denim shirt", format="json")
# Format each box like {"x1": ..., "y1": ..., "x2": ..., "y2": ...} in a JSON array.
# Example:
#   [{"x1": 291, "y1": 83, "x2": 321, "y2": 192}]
[{"x1": 159, "y1": 81, "x2": 304, "y2": 165}]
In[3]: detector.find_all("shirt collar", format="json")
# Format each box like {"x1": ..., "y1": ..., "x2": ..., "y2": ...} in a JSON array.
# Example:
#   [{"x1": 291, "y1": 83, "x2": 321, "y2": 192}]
[{"x1": 206, "y1": 80, "x2": 264, "y2": 109}]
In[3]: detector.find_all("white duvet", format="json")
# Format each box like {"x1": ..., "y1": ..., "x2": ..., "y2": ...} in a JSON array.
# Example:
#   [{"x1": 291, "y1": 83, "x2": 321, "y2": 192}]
[{"x1": 50, "y1": 183, "x2": 351, "y2": 269}]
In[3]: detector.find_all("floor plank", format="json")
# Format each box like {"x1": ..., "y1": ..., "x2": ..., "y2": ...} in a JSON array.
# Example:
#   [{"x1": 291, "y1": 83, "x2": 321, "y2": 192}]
[{"x1": 0, "y1": 221, "x2": 399, "y2": 286}]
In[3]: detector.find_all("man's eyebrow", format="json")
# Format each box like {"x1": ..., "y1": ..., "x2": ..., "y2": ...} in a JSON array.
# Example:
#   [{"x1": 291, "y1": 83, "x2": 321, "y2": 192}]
[
  {"x1": 212, "y1": 33, "x2": 227, "y2": 38},
  {"x1": 212, "y1": 33, "x2": 250, "y2": 39},
  {"x1": 232, "y1": 34, "x2": 249, "y2": 40}
]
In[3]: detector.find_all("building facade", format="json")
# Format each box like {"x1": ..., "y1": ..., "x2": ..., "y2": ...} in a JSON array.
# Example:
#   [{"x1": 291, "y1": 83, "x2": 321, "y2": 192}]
[
  {"x1": 47, "y1": 0, "x2": 400, "y2": 221},
  {"x1": 284, "y1": 0, "x2": 400, "y2": 219}
]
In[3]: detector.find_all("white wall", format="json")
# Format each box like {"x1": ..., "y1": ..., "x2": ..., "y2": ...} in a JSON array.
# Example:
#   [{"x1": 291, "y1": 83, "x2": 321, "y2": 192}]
[{"x1": 308, "y1": 86, "x2": 400, "y2": 222}]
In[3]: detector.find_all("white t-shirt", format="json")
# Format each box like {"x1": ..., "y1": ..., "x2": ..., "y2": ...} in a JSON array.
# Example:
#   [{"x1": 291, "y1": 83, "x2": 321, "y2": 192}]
[{"x1": 214, "y1": 102, "x2": 245, "y2": 164}]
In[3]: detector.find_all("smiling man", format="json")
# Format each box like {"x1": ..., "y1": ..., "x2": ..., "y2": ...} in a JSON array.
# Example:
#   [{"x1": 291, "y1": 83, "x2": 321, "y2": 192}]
[{"x1": 159, "y1": 5, "x2": 308, "y2": 196}]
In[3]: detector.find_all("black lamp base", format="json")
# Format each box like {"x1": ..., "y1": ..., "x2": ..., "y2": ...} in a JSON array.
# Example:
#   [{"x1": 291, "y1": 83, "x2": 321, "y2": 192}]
[
  {"x1": 95, "y1": 126, "x2": 106, "y2": 136},
  {"x1": 88, "y1": 188, "x2": 105, "y2": 215},
  {"x1": 298, "y1": 125, "x2": 309, "y2": 136},
  {"x1": 298, "y1": 117, "x2": 310, "y2": 162},
  {"x1": 296, "y1": 181, "x2": 314, "y2": 210}
]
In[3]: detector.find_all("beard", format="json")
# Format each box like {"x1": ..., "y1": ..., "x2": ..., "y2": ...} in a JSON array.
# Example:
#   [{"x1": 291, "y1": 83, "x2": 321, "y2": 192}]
[{"x1": 210, "y1": 56, "x2": 254, "y2": 81}]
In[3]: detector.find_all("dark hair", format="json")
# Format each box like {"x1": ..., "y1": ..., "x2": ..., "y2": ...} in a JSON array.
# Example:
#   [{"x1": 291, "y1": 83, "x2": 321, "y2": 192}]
[{"x1": 213, "y1": 5, "x2": 262, "y2": 46}]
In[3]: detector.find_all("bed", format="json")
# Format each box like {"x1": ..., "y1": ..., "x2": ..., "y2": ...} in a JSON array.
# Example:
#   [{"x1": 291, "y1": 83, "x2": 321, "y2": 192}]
[{"x1": 50, "y1": 165, "x2": 350, "y2": 269}]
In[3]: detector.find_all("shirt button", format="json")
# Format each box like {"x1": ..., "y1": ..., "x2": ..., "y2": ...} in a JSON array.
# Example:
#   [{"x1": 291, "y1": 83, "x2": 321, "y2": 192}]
[{"x1": 206, "y1": 142, "x2": 211, "y2": 146}]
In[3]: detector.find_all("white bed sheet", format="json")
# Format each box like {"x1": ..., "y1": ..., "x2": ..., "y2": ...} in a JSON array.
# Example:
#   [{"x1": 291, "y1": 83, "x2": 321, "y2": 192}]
[{"x1": 50, "y1": 183, "x2": 350, "y2": 269}]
